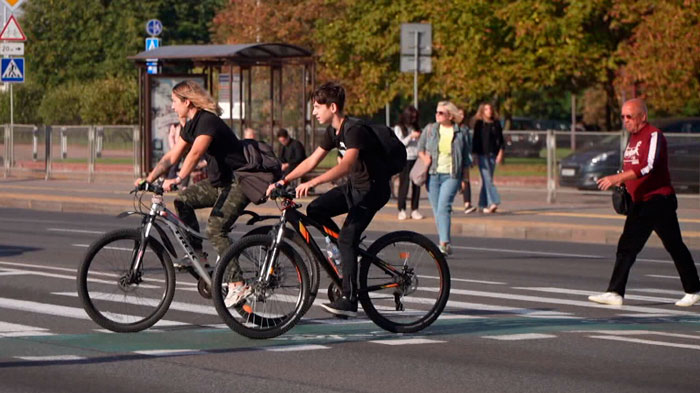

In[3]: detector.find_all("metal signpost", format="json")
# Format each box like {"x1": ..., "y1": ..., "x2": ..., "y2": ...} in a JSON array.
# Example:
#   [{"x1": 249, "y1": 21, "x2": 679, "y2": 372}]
[
  {"x1": 145, "y1": 19, "x2": 162, "y2": 75},
  {"x1": 1, "y1": 1, "x2": 26, "y2": 177},
  {"x1": 400, "y1": 23, "x2": 432, "y2": 111}
]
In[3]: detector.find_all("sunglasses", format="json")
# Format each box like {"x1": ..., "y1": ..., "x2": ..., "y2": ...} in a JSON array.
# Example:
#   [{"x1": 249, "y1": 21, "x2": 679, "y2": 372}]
[
  {"x1": 620, "y1": 114, "x2": 634, "y2": 120},
  {"x1": 436, "y1": 111, "x2": 447, "y2": 116}
]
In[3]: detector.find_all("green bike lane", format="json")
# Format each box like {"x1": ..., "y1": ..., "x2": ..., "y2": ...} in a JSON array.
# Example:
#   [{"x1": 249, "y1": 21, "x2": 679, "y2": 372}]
[{"x1": 3, "y1": 312, "x2": 700, "y2": 369}]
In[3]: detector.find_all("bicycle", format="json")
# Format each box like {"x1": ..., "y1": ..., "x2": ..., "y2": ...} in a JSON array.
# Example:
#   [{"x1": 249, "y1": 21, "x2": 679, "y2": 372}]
[
  {"x1": 211, "y1": 186, "x2": 451, "y2": 339},
  {"x1": 76, "y1": 180, "x2": 304, "y2": 333}
]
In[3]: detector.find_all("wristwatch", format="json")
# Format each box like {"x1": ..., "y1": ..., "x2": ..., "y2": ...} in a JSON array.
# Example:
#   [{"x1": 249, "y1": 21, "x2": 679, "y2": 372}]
[{"x1": 174, "y1": 176, "x2": 182, "y2": 184}]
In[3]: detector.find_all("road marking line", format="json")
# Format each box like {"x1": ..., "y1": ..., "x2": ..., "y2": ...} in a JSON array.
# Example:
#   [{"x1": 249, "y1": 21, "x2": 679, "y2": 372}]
[
  {"x1": 513, "y1": 287, "x2": 680, "y2": 303},
  {"x1": 589, "y1": 335, "x2": 700, "y2": 351},
  {"x1": 47, "y1": 228, "x2": 105, "y2": 234},
  {"x1": 575, "y1": 330, "x2": 700, "y2": 340},
  {"x1": 53, "y1": 292, "x2": 218, "y2": 316},
  {"x1": 0, "y1": 297, "x2": 187, "y2": 327},
  {"x1": 483, "y1": 333, "x2": 556, "y2": 341},
  {"x1": 646, "y1": 274, "x2": 678, "y2": 280},
  {"x1": 0, "y1": 321, "x2": 54, "y2": 337},
  {"x1": 616, "y1": 313, "x2": 678, "y2": 318},
  {"x1": 629, "y1": 288, "x2": 685, "y2": 296},
  {"x1": 0, "y1": 271, "x2": 26, "y2": 276},
  {"x1": 264, "y1": 344, "x2": 330, "y2": 352},
  {"x1": 0, "y1": 260, "x2": 197, "y2": 288},
  {"x1": 133, "y1": 349, "x2": 203, "y2": 356},
  {"x1": 451, "y1": 246, "x2": 602, "y2": 259},
  {"x1": 423, "y1": 287, "x2": 700, "y2": 316},
  {"x1": 370, "y1": 338, "x2": 446, "y2": 345},
  {"x1": 418, "y1": 275, "x2": 504, "y2": 285},
  {"x1": 15, "y1": 355, "x2": 85, "y2": 361}
]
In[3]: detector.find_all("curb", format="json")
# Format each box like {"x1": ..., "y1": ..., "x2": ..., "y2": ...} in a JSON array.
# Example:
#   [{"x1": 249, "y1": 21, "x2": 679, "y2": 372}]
[{"x1": 2, "y1": 191, "x2": 697, "y2": 249}]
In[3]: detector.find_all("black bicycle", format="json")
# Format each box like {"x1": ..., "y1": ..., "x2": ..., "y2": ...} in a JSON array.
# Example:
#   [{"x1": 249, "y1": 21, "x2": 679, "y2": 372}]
[
  {"x1": 76, "y1": 180, "x2": 306, "y2": 333},
  {"x1": 211, "y1": 186, "x2": 451, "y2": 339}
]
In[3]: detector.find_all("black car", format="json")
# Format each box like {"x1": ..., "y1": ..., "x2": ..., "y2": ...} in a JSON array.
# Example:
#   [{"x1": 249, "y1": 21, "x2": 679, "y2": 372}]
[
  {"x1": 559, "y1": 118, "x2": 700, "y2": 192},
  {"x1": 503, "y1": 117, "x2": 545, "y2": 158}
]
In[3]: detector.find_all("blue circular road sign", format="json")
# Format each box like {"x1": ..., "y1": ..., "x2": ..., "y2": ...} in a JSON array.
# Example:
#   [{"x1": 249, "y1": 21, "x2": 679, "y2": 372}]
[{"x1": 146, "y1": 19, "x2": 163, "y2": 37}]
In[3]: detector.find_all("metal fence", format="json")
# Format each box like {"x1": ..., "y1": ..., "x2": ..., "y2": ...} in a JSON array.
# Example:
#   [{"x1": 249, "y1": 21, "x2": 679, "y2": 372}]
[
  {"x1": 3, "y1": 124, "x2": 140, "y2": 181},
  {"x1": 508, "y1": 129, "x2": 700, "y2": 203},
  {"x1": 3, "y1": 123, "x2": 698, "y2": 202}
]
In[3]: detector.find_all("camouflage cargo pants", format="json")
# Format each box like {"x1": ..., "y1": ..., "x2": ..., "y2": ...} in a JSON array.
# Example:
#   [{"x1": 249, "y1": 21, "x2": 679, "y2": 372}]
[{"x1": 173, "y1": 179, "x2": 250, "y2": 257}]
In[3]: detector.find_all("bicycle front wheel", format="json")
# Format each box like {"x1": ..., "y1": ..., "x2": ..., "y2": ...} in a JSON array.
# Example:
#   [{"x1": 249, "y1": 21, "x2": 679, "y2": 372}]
[
  {"x1": 77, "y1": 229, "x2": 176, "y2": 332},
  {"x1": 212, "y1": 234, "x2": 309, "y2": 339},
  {"x1": 358, "y1": 231, "x2": 450, "y2": 333}
]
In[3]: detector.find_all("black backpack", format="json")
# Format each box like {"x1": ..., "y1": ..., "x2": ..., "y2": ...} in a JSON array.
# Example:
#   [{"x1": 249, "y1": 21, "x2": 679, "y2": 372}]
[
  {"x1": 239, "y1": 139, "x2": 283, "y2": 181},
  {"x1": 346, "y1": 117, "x2": 407, "y2": 177}
]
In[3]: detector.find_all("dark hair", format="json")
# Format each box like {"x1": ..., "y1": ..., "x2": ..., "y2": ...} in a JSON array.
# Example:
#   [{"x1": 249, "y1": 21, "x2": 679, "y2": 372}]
[
  {"x1": 276, "y1": 128, "x2": 289, "y2": 138},
  {"x1": 396, "y1": 105, "x2": 420, "y2": 137},
  {"x1": 312, "y1": 82, "x2": 345, "y2": 113}
]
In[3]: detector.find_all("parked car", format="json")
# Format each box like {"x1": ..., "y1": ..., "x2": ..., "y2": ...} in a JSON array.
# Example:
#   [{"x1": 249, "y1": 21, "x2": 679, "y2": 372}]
[
  {"x1": 558, "y1": 117, "x2": 700, "y2": 192},
  {"x1": 503, "y1": 117, "x2": 545, "y2": 158}
]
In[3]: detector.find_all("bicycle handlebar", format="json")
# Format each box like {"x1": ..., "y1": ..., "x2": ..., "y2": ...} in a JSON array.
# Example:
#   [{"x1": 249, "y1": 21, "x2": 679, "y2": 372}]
[
  {"x1": 269, "y1": 184, "x2": 296, "y2": 201},
  {"x1": 131, "y1": 180, "x2": 175, "y2": 195}
]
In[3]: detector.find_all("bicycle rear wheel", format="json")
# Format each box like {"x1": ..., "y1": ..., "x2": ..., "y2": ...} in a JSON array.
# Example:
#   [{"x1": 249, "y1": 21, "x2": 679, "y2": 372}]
[
  {"x1": 358, "y1": 231, "x2": 450, "y2": 333},
  {"x1": 212, "y1": 234, "x2": 309, "y2": 339},
  {"x1": 77, "y1": 229, "x2": 175, "y2": 332}
]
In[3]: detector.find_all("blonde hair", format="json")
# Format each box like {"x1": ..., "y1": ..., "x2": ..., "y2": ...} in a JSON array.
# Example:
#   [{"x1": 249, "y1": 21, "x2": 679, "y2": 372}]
[
  {"x1": 437, "y1": 101, "x2": 460, "y2": 123},
  {"x1": 474, "y1": 103, "x2": 499, "y2": 122},
  {"x1": 172, "y1": 80, "x2": 222, "y2": 116}
]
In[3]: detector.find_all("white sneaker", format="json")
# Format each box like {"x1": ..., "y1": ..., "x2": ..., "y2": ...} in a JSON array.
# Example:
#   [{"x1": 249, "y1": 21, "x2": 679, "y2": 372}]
[
  {"x1": 398, "y1": 210, "x2": 407, "y2": 220},
  {"x1": 411, "y1": 210, "x2": 423, "y2": 220},
  {"x1": 464, "y1": 205, "x2": 477, "y2": 214},
  {"x1": 675, "y1": 292, "x2": 700, "y2": 307},
  {"x1": 588, "y1": 291, "x2": 623, "y2": 306},
  {"x1": 224, "y1": 282, "x2": 252, "y2": 308}
]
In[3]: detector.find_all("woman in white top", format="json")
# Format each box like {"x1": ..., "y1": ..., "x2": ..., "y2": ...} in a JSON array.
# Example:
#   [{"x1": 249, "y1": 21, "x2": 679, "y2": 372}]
[{"x1": 393, "y1": 105, "x2": 423, "y2": 220}]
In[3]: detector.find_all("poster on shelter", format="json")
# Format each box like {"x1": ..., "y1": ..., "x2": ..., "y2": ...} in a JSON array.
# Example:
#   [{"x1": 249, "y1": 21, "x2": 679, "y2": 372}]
[{"x1": 148, "y1": 75, "x2": 205, "y2": 168}]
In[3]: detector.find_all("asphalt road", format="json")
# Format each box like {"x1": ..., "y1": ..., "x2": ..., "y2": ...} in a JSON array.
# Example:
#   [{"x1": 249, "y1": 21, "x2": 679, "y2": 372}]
[{"x1": 1, "y1": 208, "x2": 699, "y2": 393}]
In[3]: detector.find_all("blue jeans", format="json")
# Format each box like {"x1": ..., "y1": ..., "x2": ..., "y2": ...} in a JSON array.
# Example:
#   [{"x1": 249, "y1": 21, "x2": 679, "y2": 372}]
[
  {"x1": 478, "y1": 154, "x2": 500, "y2": 208},
  {"x1": 427, "y1": 174, "x2": 460, "y2": 244}
]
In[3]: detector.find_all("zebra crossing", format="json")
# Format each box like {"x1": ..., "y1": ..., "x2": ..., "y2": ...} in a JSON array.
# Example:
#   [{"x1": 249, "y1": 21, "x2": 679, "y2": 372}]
[{"x1": 2, "y1": 257, "x2": 700, "y2": 367}]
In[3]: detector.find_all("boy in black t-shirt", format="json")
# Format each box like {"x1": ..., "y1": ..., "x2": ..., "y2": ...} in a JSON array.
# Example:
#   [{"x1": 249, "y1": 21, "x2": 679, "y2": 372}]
[{"x1": 266, "y1": 82, "x2": 391, "y2": 316}]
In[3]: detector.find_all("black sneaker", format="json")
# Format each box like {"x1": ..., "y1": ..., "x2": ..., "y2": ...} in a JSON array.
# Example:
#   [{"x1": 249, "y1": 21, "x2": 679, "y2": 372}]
[{"x1": 321, "y1": 297, "x2": 358, "y2": 317}]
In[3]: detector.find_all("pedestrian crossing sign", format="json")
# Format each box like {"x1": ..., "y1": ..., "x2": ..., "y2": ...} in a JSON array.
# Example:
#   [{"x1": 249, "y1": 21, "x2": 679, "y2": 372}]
[
  {"x1": 145, "y1": 37, "x2": 160, "y2": 51},
  {"x1": 1, "y1": 57, "x2": 24, "y2": 83}
]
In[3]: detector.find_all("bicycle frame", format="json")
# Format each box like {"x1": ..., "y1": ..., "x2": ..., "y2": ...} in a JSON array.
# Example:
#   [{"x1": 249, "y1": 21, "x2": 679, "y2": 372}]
[
  {"x1": 262, "y1": 193, "x2": 404, "y2": 296},
  {"x1": 118, "y1": 188, "x2": 212, "y2": 287}
]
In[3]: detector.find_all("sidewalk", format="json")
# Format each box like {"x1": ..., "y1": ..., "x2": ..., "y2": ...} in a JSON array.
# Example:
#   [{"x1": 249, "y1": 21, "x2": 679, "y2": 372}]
[{"x1": 1, "y1": 173, "x2": 699, "y2": 249}]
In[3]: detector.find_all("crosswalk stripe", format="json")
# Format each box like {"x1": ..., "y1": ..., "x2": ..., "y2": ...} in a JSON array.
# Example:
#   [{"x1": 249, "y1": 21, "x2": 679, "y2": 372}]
[
  {"x1": 264, "y1": 344, "x2": 330, "y2": 352},
  {"x1": 0, "y1": 321, "x2": 53, "y2": 337},
  {"x1": 513, "y1": 287, "x2": 681, "y2": 304},
  {"x1": 52, "y1": 292, "x2": 218, "y2": 316},
  {"x1": 422, "y1": 287, "x2": 699, "y2": 316},
  {"x1": 0, "y1": 297, "x2": 187, "y2": 328},
  {"x1": 589, "y1": 335, "x2": 700, "y2": 351},
  {"x1": 369, "y1": 338, "x2": 446, "y2": 345},
  {"x1": 483, "y1": 333, "x2": 556, "y2": 341},
  {"x1": 15, "y1": 355, "x2": 85, "y2": 361},
  {"x1": 47, "y1": 228, "x2": 105, "y2": 234},
  {"x1": 133, "y1": 349, "x2": 203, "y2": 356},
  {"x1": 575, "y1": 330, "x2": 700, "y2": 340},
  {"x1": 646, "y1": 274, "x2": 678, "y2": 280}
]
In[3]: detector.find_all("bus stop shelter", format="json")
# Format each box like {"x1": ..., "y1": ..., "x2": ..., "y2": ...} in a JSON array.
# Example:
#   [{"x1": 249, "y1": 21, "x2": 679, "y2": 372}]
[{"x1": 128, "y1": 43, "x2": 315, "y2": 172}]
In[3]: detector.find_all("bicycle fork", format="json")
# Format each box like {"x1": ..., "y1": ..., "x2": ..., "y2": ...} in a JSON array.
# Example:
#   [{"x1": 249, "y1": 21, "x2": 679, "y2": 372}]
[{"x1": 258, "y1": 210, "x2": 288, "y2": 284}]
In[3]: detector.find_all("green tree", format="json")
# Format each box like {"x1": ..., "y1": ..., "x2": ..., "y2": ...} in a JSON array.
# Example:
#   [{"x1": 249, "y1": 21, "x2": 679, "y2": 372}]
[
  {"x1": 0, "y1": 83, "x2": 44, "y2": 124},
  {"x1": 38, "y1": 83, "x2": 86, "y2": 125}
]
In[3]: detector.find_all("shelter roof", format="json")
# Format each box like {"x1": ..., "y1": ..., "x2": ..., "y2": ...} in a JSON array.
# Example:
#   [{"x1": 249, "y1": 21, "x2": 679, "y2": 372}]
[{"x1": 128, "y1": 43, "x2": 312, "y2": 63}]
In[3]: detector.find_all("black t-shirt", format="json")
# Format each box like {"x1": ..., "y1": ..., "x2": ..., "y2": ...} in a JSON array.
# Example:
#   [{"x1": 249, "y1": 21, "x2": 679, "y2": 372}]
[
  {"x1": 280, "y1": 138, "x2": 306, "y2": 175},
  {"x1": 318, "y1": 118, "x2": 387, "y2": 191},
  {"x1": 180, "y1": 110, "x2": 246, "y2": 187}
]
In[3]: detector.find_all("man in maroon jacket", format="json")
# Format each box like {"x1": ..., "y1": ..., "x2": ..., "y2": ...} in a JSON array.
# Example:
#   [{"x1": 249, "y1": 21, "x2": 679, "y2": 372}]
[{"x1": 589, "y1": 98, "x2": 700, "y2": 307}]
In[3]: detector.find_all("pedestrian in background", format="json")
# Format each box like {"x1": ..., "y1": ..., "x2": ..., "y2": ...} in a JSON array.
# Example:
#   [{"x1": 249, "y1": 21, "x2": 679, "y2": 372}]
[
  {"x1": 417, "y1": 101, "x2": 472, "y2": 256},
  {"x1": 243, "y1": 128, "x2": 257, "y2": 140},
  {"x1": 472, "y1": 103, "x2": 504, "y2": 213},
  {"x1": 277, "y1": 128, "x2": 306, "y2": 186},
  {"x1": 458, "y1": 108, "x2": 476, "y2": 214},
  {"x1": 394, "y1": 105, "x2": 423, "y2": 221},
  {"x1": 589, "y1": 98, "x2": 700, "y2": 307}
]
